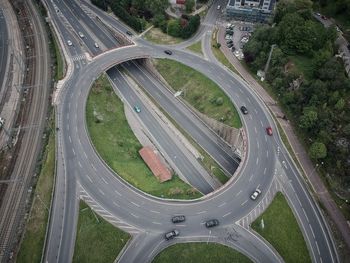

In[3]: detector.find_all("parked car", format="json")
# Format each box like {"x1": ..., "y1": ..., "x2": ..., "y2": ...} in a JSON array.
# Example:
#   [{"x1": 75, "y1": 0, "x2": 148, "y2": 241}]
[
  {"x1": 134, "y1": 105, "x2": 141, "y2": 113},
  {"x1": 172, "y1": 215, "x2": 186, "y2": 223},
  {"x1": 240, "y1": 106, "x2": 248, "y2": 114},
  {"x1": 205, "y1": 219, "x2": 219, "y2": 228},
  {"x1": 164, "y1": 50, "x2": 172, "y2": 55},
  {"x1": 226, "y1": 39, "x2": 233, "y2": 45},
  {"x1": 165, "y1": 229, "x2": 179, "y2": 240},
  {"x1": 227, "y1": 43, "x2": 233, "y2": 48},
  {"x1": 250, "y1": 189, "x2": 262, "y2": 200},
  {"x1": 266, "y1": 126, "x2": 273, "y2": 136}
]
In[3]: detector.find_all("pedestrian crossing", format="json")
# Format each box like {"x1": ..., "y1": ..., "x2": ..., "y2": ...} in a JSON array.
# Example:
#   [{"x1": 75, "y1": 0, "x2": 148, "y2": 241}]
[{"x1": 72, "y1": 54, "x2": 86, "y2": 61}]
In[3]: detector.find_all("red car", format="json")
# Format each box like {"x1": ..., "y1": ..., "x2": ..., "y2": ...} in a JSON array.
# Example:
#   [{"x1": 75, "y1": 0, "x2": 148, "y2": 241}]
[{"x1": 266, "y1": 127, "x2": 273, "y2": 136}]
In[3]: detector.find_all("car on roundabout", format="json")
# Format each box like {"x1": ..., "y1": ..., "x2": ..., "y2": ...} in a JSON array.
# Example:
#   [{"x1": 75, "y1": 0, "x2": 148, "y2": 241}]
[
  {"x1": 250, "y1": 189, "x2": 261, "y2": 200},
  {"x1": 172, "y1": 215, "x2": 185, "y2": 223},
  {"x1": 266, "y1": 126, "x2": 273, "y2": 136},
  {"x1": 164, "y1": 50, "x2": 173, "y2": 55},
  {"x1": 205, "y1": 219, "x2": 219, "y2": 228},
  {"x1": 165, "y1": 229, "x2": 179, "y2": 240},
  {"x1": 134, "y1": 105, "x2": 141, "y2": 113},
  {"x1": 240, "y1": 106, "x2": 248, "y2": 114}
]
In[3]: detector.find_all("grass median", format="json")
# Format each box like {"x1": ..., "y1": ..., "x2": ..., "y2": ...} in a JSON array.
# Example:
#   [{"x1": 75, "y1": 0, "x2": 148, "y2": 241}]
[
  {"x1": 17, "y1": 117, "x2": 55, "y2": 263},
  {"x1": 86, "y1": 74, "x2": 201, "y2": 199},
  {"x1": 251, "y1": 192, "x2": 311, "y2": 263},
  {"x1": 152, "y1": 242, "x2": 252, "y2": 263},
  {"x1": 153, "y1": 59, "x2": 242, "y2": 128},
  {"x1": 187, "y1": 41, "x2": 203, "y2": 55},
  {"x1": 73, "y1": 201, "x2": 130, "y2": 263}
]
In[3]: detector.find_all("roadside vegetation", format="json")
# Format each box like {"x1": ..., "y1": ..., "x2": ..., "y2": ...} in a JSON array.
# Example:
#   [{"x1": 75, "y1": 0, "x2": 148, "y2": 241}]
[
  {"x1": 252, "y1": 192, "x2": 310, "y2": 263},
  {"x1": 187, "y1": 40, "x2": 203, "y2": 54},
  {"x1": 243, "y1": 0, "x2": 350, "y2": 217},
  {"x1": 211, "y1": 29, "x2": 239, "y2": 75},
  {"x1": 17, "y1": 116, "x2": 55, "y2": 263},
  {"x1": 152, "y1": 242, "x2": 252, "y2": 263},
  {"x1": 91, "y1": 0, "x2": 200, "y2": 40},
  {"x1": 153, "y1": 59, "x2": 242, "y2": 128},
  {"x1": 144, "y1": 28, "x2": 182, "y2": 45},
  {"x1": 86, "y1": 74, "x2": 201, "y2": 199},
  {"x1": 73, "y1": 201, "x2": 130, "y2": 263}
]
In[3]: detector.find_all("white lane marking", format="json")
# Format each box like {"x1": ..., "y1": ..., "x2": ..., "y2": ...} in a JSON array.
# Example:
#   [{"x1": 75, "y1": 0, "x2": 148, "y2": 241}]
[
  {"x1": 175, "y1": 224, "x2": 186, "y2": 227},
  {"x1": 235, "y1": 190, "x2": 242, "y2": 196},
  {"x1": 78, "y1": 161, "x2": 82, "y2": 168},
  {"x1": 114, "y1": 190, "x2": 122, "y2": 196},
  {"x1": 302, "y1": 208, "x2": 309, "y2": 223},
  {"x1": 260, "y1": 120, "x2": 263, "y2": 127},
  {"x1": 222, "y1": 212, "x2": 232, "y2": 218},
  {"x1": 91, "y1": 164, "x2": 97, "y2": 171},
  {"x1": 98, "y1": 188, "x2": 105, "y2": 196},
  {"x1": 316, "y1": 241, "x2": 321, "y2": 255},
  {"x1": 263, "y1": 167, "x2": 267, "y2": 175},
  {"x1": 69, "y1": 135, "x2": 72, "y2": 143},
  {"x1": 113, "y1": 201, "x2": 120, "y2": 207},
  {"x1": 84, "y1": 151, "x2": 88, "y2": 159},
  {"x1": 247, "y1": 97, "x2": 251, "y2": 103},
  {"x1": 131, "y1": 201, "x2": 140, "y2": 207},
  {"x1": 309, "y1": 224, "x2": 316, "y2": 238},
  {"x1": 150, "y1": 210, "x2": 160, "y2": 214},
  {"x1": 241, "y1": 200, "x2": 248, "y2": 206},
  {"x1": 256, "y1": 157, "x2": 259, "y2": 165},
  {"x1": 130, "y1": 213, "x2": 139, "y2": 218},
  {"x1": 152, "y1": 221, "x2": 162, "y2": 225},
  {"x1": 101, "y1": 176, "x2": 109, "y2": 185},
  {"x1": 254, "y1": 127, "x2": 257, "y2": 133},
  {"x1": 86, "y1": 174, "x2": 92, "y2": 182},
  {"x1": 249, "y1": 174, "x2": 254, "y2": 182},
  {"x1": 218, "y1": 202, "x2": 226, "y2": 207},
  {"x1": 266, "y1": 150, "x2": 269, "y2": 158},
  {"x1": 72, "y1": 148, "x2": 76, "y2": 156},
  {"x1": 196, "y1": 210, "x2": 207, "y2": 215},
  {"x1": 254, "y1": 108, "x2": 258, "y2": 114}
]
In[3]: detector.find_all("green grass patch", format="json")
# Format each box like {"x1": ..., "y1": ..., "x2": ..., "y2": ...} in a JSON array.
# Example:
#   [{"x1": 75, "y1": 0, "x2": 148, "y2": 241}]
[
  {"x1": 144, "y1": 27, "x2": 182, "y2": 45},
  {"x1": 252, "y1": 192, "x2": 311, "y2": 263},
  {"x1": 17, "y1": 117, "x2": 55, "y2": 263},
  {"x1": 86, "y1": 74, "x2": 202, "y2": 199},
  {"x1": 289, "y1": 55, "x2": 314, "y2": 80},
  {"x1": 52, "y1": 33, "x2": 64, "y2": 81},
  {"x1": 153, "y1": 59, "x2": 242, "y2": 128},
  {"x1": 73, "y1": 201, "x2": 130, "y2": 263},
  {"x1": 152, "y1": 242, "x2": 252, "y2": 263},
  {"x1": 187, "y1": 41, "x2": 203, "y2": 55}
]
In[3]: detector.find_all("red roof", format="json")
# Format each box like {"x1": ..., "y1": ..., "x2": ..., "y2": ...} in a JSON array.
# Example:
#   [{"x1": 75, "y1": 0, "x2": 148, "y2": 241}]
[
  {"x1": 139, "y1": 146, "x2": 172, "y2": 182},
  {"x1": 176, "y1": 0, "x2": 186, "y2": 5}
]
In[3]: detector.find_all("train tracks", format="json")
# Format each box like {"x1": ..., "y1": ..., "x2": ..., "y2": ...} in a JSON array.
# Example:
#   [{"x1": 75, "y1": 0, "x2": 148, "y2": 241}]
[{"x1": 0, "y1": 0, "x2": 51, "y2": 261}]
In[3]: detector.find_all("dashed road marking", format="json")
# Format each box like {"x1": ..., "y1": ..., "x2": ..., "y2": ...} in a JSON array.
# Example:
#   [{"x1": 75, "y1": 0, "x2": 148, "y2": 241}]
[
  {"x1": 223, "y1": 212, "x2": 232, "y2": 218},
  {"x1": 241, "y1": 200, "x2": 248, "y2": 206},
  {"x1": 218, "y1": 202, "x2": 226, "y2": 207}
]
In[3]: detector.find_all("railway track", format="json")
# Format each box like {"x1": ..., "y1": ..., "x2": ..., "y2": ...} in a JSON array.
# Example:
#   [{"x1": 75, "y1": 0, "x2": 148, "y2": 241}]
[{"x1": 0, "y1": 0, "x2": 51, "y2": 261}]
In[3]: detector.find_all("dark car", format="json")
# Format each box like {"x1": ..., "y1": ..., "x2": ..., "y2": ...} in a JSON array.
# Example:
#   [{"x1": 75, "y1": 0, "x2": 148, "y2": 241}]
[
  {"x1": 164, "y1": 50, "x2": 173, "y2": 55},
  {"x1": 134, "y1": 105, "x2": 141, "y2": 113},
  {"x1": 240, "y1": 106, "x2": 248, "y2": 114},
  {"x1": 164, "y1": 229, "x2": 179, "y2": 240},
  {"x1": 205, "y1": 219, "x2": 219, "y2": 228},
  {"x1": 172, "y1": 215, "x2": 186, "y2": 223},
  {"x1": 126, "y1": 30, "x2": 133, "y2": 36},
  {"x1": 226, "y1": 39, "x2": 233, "y2": 44},
  {"x1": 227, "y1": 43, "x2": 233, "y2": 48}
]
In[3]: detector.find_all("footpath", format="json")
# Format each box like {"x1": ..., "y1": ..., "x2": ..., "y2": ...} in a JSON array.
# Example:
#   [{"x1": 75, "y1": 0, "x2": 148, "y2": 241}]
[{"x1": 216, "y1": 25, "x2": 350, "y2": 251}]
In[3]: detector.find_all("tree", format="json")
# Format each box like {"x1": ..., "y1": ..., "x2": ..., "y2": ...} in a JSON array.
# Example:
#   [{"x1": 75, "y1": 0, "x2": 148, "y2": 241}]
[
  {"x1": 309, "y1": 142, "x2": 327, "y2": 159},
  {"x1": 185, "y1": 0, "x2": 195, "y2": 13},
  {"x1": 299, "y1": 109, "x2": 318, "y2": 130},
  {"x1": 167, "y1": 19, "x2": 181, "y2": 37}
]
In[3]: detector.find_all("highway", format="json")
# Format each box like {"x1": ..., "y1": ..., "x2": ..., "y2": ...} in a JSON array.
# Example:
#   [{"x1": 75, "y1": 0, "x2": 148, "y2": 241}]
[{"x1": 41, "y1": 0, "x2": 339, "y2": 263}]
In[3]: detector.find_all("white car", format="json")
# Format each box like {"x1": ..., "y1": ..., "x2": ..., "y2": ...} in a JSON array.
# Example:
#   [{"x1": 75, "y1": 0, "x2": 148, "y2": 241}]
[
  {"x1": 67, "y1": 40, "x2": 72, "y2": 46},
  {"x1": 78, "y1": 31, "x2": 85, "y2": 38},
  {"x1": 250, "y1": 189, "x2": 262, "y2": 200},
  {"x1": 217, "y1": 5, "x2": 221, "y2": 10},
  {"x1": 94, "y1": 42, "x2": 99, "y2": 48}
]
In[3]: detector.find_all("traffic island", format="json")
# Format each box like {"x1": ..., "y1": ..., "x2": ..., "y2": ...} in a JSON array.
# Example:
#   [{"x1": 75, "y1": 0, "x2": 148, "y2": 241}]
[{"x1": 86, "y1": 74, "x2": 202, "y2": 199}]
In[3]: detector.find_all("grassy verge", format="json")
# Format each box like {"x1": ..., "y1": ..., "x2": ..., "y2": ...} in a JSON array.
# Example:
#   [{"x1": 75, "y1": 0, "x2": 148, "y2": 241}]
[
  {"x1": 187, "y1": 41, "x2": 203, "y2": 55},
  {"x1": 73, "y1": 201, "x2": 130, "y2": 263},
  {"x1": 153, "y1": 59, "x2": 242, "y2": 128},
  {"x1": 252, "y1": 192, "x2": 311, "y2": 263},
  {"x1": 17, "y1": 117, "x2": 55, "y2": 263},
  {"x1": 211, "y1": 29, "x2": 239, "y2": 75},
  {"x1": 52, "y1": 33, "x2": 64, "y2": 80},
  {"x1": 86, "y1": 74, "x2": 202, "y2": 199},
  {"x1": 144, "y1": 28, "x2": 182, "y2": 45},
  {"x1": 152, "y1": 242, "x2": 252, "y2": 263}
]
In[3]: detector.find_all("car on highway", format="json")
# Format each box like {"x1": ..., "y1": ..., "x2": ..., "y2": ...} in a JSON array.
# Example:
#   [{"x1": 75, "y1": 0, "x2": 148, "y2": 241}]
[
  {"x1": 250, "y1": 189, "x2": 261, "y2": 200},
  {"x1": 172, "y1": 215, "x2": 185, "y2": 223},
  {"x1": 266, "y1": 126, "x2": 273, "y2": 136},
  {"x1": 205, "y1": 219, "x2": 219, "y2": 228},
  {"x1": 227, "y1": 43, "x2": 233, "y2": 48},
  {"x1": 67, "y1": 40, "x2": 73, "y2": 46},
  {"x1": 164, "y1": 229, "x2": 179, "y2": 240},
  {"x1": 164, "y1": 50, "x2": 172, "y2": 55},
  {"x1": 126, "y1": 31, "x2": 133, "y2": 36},
  {"x1": 240, "y1": 106, "x2": 248, "y2": 114},
  {"x1": 226, "y1": 39, "x2": 233, "y2": 45},
  {"x1": 134, "y1": 105, "x2": 141, "y2": 113},
  {"x1": 78, "y1": 32, "x2": 85, "y2": 38},
  {"x1": 94, "y1": 42, "x2": 99, "y2": 48},
  {"x1": 217, "y1": 5, "x2": 221, "y2": 10}
]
